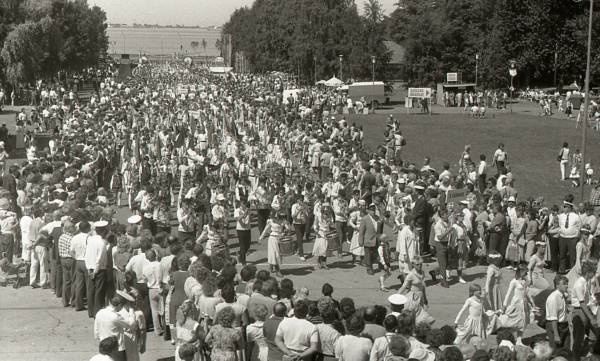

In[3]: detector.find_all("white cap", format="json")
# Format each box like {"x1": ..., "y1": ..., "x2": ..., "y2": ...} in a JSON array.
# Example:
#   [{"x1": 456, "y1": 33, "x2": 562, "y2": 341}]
[
  {"x1": 127, "y1": 215, "x2": 142, "y2": 224},
  {"x1": 93, "y1": 220, "x2": 108, "y2": 228},
  {"x1": 387, "y1": 294, "x2": 407, "y2": 306},
  {"x1": 116, "y1": 290, "x2": 135, "y2": 302},
  {"x1": 507, "y1": 196, "x2": 516, "y2": 203},
  {"x1": 217, "y1": 194, "x2": 226, "y2": 201}
]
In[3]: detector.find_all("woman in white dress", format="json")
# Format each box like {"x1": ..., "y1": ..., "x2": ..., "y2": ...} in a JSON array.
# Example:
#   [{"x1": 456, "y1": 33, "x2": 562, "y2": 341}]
[
  {"x1": 348, "y1": 200, "x2": 366, "y2": 264},
  {"x1": 313, "y1": 202, "x2": 336, "y2": 269},
  {"x1": 259, "y1": 211, "x2": 291, "y2": 278},
  {"x1": 498, "y1": 265, "x2": 536, "y2": 345},
  {"x1": 398, "y1": 256, "x2": 435, "y2": 325}
]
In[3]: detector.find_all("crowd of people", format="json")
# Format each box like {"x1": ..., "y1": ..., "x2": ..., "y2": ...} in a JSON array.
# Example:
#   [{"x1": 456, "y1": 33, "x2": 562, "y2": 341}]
[{"x1": 2, "y1": 61, "x2": 600, "y2": 361}]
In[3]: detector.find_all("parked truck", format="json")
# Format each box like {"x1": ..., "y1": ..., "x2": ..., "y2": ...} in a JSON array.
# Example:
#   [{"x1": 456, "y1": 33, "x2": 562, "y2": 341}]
[{"x1": 347, "y1": 81, "x2": 389, "y2": 107}]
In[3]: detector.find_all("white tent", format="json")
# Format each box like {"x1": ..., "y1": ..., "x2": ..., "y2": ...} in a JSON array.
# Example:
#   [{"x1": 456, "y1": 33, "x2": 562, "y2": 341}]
[
  {"x1": 325, "y1": 76, "x2": 343, "y2": 87},
  {"x1": 316, "y1": 79, "x2": 327, "y2": 85}
]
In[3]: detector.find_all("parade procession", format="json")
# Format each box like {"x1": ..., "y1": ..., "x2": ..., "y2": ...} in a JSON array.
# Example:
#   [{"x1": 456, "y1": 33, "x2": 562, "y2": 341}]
[{"x1": 2, "y1": 1, "x2": 600, "y2": 361}]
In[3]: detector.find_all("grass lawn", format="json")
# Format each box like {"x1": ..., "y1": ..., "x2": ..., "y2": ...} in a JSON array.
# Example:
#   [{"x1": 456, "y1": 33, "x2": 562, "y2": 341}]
[{"x1": 349, "y1": 109, "x2": 600, "y2": 206}]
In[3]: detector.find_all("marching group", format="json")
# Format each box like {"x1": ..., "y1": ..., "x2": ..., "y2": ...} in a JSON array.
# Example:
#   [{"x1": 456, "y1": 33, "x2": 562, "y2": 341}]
[{"x1": 1, "y1": 61, "x2": 600, "y2": 361}]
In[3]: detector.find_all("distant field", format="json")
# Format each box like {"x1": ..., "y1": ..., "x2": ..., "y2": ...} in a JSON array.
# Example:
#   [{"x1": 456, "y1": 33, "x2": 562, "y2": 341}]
[{"x1": 349, "y1": 110, "x2": 599, "y2": 206}]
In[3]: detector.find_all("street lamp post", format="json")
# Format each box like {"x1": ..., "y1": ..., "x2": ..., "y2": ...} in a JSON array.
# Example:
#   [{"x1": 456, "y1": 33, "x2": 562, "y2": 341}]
[
  {"x1": 314, "y1": 55, "x2": 317, "y2": 85},
  {"x1": 475, "y1": 53, "x2": 479, "y2": 87},
  {"x1": 338, "y1": 55, "x2": 343, "y2": 82},
  {"x1": 580, "y1": 0, "x2": 594, "y2": 200},
  {"x1": 371, "y1": 55, "x2": 376, "y2": 111}
]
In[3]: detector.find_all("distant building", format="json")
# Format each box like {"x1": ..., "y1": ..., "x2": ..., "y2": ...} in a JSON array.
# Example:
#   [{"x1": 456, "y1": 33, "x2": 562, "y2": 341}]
[{"x1": 107, "y1": 26, "x2": 222, "y2": 62}]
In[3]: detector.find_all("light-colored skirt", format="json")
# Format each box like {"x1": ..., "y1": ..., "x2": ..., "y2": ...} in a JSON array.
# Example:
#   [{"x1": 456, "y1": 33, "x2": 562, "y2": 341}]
[
  {"x1": 312, "y1": 236, "x2": 328, "y2": 257},
  {"x1": 455, "y1": 315, "x2": 487, "y2": 344},
  {"x1": 267, "y1": 235, "x2": 281, "y2": 265},
  {"x1": 349, "y1": 233, "x2": 364, "y2": 256}
]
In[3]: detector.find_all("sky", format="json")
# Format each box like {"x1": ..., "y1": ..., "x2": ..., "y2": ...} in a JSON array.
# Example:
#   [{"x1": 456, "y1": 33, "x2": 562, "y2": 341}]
[{"x1": 91, "y1": 0, "x2": 398, "y2": 27}]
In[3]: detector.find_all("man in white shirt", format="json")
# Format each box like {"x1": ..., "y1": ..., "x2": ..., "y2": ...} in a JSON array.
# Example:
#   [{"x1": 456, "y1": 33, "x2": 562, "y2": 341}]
[
  {"x1": 275, "y1": 300, "x2": 319, "y2": 360},
  {"x1": 545, "y1": 275, "x2": 570, "y2": 349},
  {"x1": 571, "y1": 261, "x2": 596, "y2": 357},
  {"x1": 492, "y1": 143, "x2": 508, "y2": 176},
  {"x1": 70, "y1": 222, "x2": 91, "y2": 311},
  {"x1": 86, "y1": 221, "x2": 109, "y2": 318},
  {"x1": 477, "y1": 154, "x2": 487, "y2": 193},
  {"x1": 94, "y1": 291, "x2": 135, "y2": 361},
  {"x1": 142, "y1": 249, "x2": 163, "y2": 336},
  {"x1": 557, "y1": 200, "x2": 581, "y2": 274}
]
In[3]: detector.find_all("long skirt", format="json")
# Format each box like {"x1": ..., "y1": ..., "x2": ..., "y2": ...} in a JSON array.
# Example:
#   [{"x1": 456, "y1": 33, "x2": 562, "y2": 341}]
[
  {"x1": 405, "y1": 289, "x2": 435, "y2": 325},
  {"x1": 349, "y1": 232, "x2": 364, "y2": 256},
  {"x1": 312, "y1": 236, "x2": 328, "y2": 257},
  {"x1": 267, "y1": 235, "x2": 281, "y2": 266},
  {"x1": 455, "y1": 315, "x2": 487, "y2": 344},
  {"x1": 498, "y1": 298, "x2": 528, "y2": 332}
]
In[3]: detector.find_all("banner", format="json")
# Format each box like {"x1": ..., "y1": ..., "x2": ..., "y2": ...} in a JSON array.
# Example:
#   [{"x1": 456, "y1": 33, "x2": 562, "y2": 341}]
[{"x1": 407, "y1": 88, "x2": 432, "y2": 98}]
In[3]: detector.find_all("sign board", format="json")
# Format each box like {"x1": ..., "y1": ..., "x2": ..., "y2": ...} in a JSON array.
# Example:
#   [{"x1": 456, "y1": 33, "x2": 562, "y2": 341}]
[
  {"x1": 446, "y1": 188, "x2": 468, "y2": 204},
  {"x1": 407, "y1": 88, "x2": 432, "y2": 98},
  {"x1": 446, "y1": 72, "x2": 458, "y2": 82}
]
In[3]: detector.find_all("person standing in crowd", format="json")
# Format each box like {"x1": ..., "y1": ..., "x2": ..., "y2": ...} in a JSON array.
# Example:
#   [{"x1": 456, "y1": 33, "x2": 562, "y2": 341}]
[
  {"x1": 142, "y1": 249, "x2": 163, "y2": 336},
  {"x1": 94, "y1": 290, "x2": 135, "y2": 361},
  {"x1": 570, "y1": 261, "x2": 597, "y2": 358},
  {"x1": 274, "y1": 300, "x2": 319, "y2": 360},
  {"x1": 558, "y1": 142, "x2": 570, "y2": 181},
  {"x1": 432, "y1": 209, "x2": 452, "y2": 288},
  {"x1": 558, "y1": 196, "x2": 581, "y2": 274},
  {"x1": 545, "y1": 276, "x2": 570, "y2": 349},
  {"x1": 291, "y1": 195, "x2": 308, "y2": 261},
  {"x1": 58, "y1": 221, "x2": 76, "y2": 307},
  {"x1": 86, "y1": 221, "x2": 110, "y2": 318},
  {"x1": 234, "y1": 200, "x2": 252, "y2": 265},
  {"x1": 492, "y1": 143, "x2": 508, "y2": 176},
  {"x1": 359, "y1": 203, "x2": 380, "y2": 275}
]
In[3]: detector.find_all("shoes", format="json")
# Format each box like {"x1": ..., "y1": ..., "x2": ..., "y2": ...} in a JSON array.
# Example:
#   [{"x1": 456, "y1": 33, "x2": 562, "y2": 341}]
[
  {"x1": 380, "y1": 286, "x2": 390, "y2": 292},
  {"x1": 42, "y1": 285, "x2": 51, "y2": 289},
  {"x1": 441, "y1": 280, "x2": 449, "y2": 288},
  {"x1": 321, "y1": 264, "x2": 329, "y2": 270},
  {"x1": 298, "y1": 255, "x2": 306, "y2": 261},
  {"x1": 459, "y1": 277, "x2": 467, "y2": 284},
  {"x1": 31, "y1": 284, "x2": 40, "y2": 289},
  {"x1": 75, "y1": 307, "x2": 86, "y2": 312}
]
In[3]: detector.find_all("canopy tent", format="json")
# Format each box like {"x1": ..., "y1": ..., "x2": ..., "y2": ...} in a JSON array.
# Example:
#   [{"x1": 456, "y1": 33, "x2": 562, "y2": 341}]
[
  {"x1": 316, "y1": 80, "x2": 327, "y2": 85},
  {"x1": 325, "y1": 76, "x2": 343, "y2": 87}
]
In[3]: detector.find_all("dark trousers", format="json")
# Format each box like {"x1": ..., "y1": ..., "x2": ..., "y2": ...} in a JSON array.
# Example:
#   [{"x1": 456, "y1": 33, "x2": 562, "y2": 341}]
[
  {"x1": 488, "y1": 232, "x2": 501, "y2": 253},
  {"x1": 592, "y1": 236, "x2": 600, "y2": 259},
  {"x1": 364, "y1": 246, "x2": 376, "y2": 271},
  {"x1": 559, "y1": 236, "x2": 578, "y2": 273},
  {"x1": 547, "y1": 321, "x2": 570, "y2": 349},
  {"x1": 51, "y1": 255, "x2": 62, "y2": 297},
  {"x1": 334, "y1": 221, "x2": 347, "y2": 253},
  {"x1": 60, "y1": 257, "x2": 75, "y2": 306},
  {"x1": 478, "y1": 174, "x2": 487, "y2": 193},
  {"x1": 496, "y1": 161, "x2": 506, "y2": 176},
  {"x1": 257, "y1": 208, "x2": 271, "y2": 235},
  {"x1": 549, "y1": 236, "x2": 560, "y2": 272},
  {"x1": 237, "y1": 229, "x2": 251, "y2": 264},
  {"x1": 435, "y1": 243, "x2": 448, "y2": 279},
  {"x1": 86, "y1": 269, "x2": 106, "y2": 318},
  {"x1": 304, "y1": 213, "x2": 314, "y2": 242},
  {"x1": 0, "y1": 233, "x2": 14, "y2": 263},
  {"x1": 178, "y1": 231, "x2": 195, "y2": 244},
  {"x1": 415, "y1": 227, "x2": 429, "y2": 255},
  {"x1": 74, "y1": 260, "x2": 87, "y2": 310},
  {"x1": 294, "y1": 224, "x2": 306, "y2": 256},
  {"x1": 134, "y1": 282, "x2": 153, "y2": 331},
  {"x1": 572, "y1": 308, "x2": 594, "y2": 357}
]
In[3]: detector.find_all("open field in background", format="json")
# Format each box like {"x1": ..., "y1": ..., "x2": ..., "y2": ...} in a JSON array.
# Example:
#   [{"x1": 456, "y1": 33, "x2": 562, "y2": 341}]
[{"x1": 351, "y1": 107, "x2": 600, "y2": 206}]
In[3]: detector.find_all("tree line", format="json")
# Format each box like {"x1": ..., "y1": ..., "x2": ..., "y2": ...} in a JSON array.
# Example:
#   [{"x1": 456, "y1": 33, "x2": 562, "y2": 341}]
[
  {"x1": 0, "y1": 0, "x2": 109, "y2": 87},
  {"x1": 223, "y1": 0, "x2": 600, "y2": 89}
]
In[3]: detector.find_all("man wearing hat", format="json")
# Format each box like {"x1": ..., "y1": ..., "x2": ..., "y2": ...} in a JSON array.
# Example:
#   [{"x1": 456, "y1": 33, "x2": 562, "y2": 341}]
[
  {"x1": 359, "y1": 203, "x2": 380, "y2": 275},
  {"x1": 558, "y1": 195, "x2": 581, "y2": 274},
  {"x1": 94, "y1": 290, "x2": 135, "y2": 361},
  {"x1": 411, "y1": 180, "x2": 431, "y2": 256},
  {"x1": 85, "y1": 220, "x2": 109, "y2": 318}
]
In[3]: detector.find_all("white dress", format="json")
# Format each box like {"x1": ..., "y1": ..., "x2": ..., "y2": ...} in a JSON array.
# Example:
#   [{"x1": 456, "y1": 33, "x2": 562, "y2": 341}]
[{"x1": 348, "y1": 211, "x2": 364, "y2": 256}]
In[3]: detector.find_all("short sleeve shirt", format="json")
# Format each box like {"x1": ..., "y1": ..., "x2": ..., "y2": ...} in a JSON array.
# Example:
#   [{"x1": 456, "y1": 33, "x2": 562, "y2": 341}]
[
  {"x1": 275, "y1": 317, "x2": 319, "y2": 352},
  {"x1": 546, "y1": 289, "x2": 568, "y2": 322}
]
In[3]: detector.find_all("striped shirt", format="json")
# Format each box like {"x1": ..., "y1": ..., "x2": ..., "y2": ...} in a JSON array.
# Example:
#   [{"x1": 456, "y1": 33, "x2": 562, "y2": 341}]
[{"x1": 58, "y1": 232, "x2": 74, "y2": 258}]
